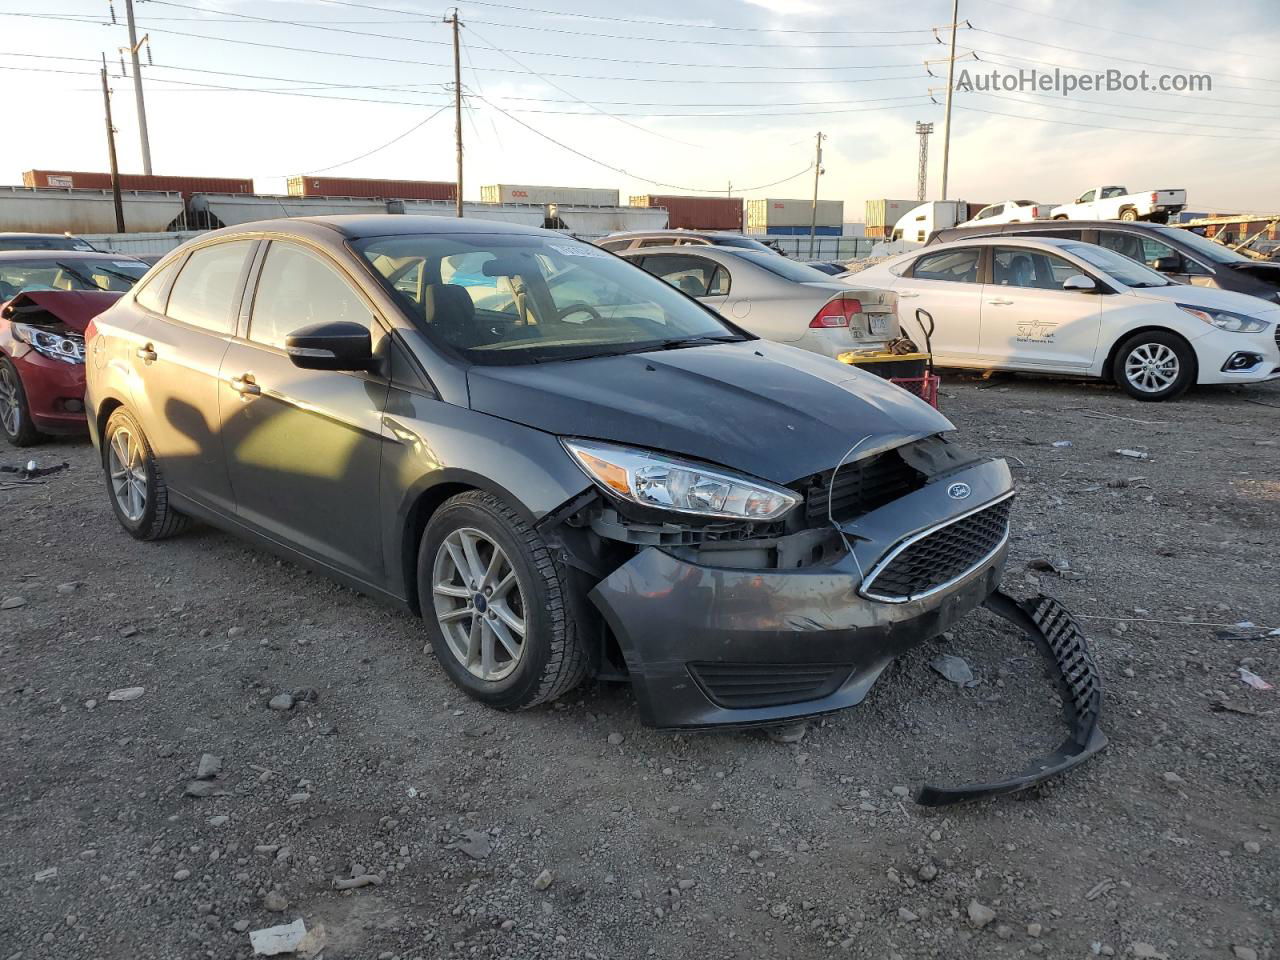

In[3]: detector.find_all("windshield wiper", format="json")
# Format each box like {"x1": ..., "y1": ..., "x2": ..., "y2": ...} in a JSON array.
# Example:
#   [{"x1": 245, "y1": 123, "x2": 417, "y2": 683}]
[
  {"x1": 55, "y1": 261, "x2": 107, "y2": 291},
  {"x1": 94, "y1": 264, "x2": 143, "y2": 286},
  {"x1": 652, "y1": 334, "x2": 744, "y2": 350}
]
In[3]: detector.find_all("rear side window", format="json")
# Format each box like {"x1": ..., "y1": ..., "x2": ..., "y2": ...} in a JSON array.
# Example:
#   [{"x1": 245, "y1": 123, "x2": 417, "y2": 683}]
[
  {"x1": 597, "y1": 239, "x2": 629, "y2": 251},
  {"x1": 912, "y1": 248, "x2": 981, "y2": 283},
  {"x1": 638, "y1": 254, "x2": 725, "y2": 297},
  {"x1": 249, "y1": 242, "x2": 370, "y2": 349},
  {"x1": 134, "y1": 258, "x2": 179, "y2": 314},
  {"x1": 165, "y1": 241, "x2": 254, "y2": 333}
]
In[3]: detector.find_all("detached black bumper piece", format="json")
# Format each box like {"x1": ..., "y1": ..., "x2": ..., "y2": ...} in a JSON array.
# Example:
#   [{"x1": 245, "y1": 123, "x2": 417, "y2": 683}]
[{"x1": 914, "y1": 591, "x2": 1108, "y2": 806}]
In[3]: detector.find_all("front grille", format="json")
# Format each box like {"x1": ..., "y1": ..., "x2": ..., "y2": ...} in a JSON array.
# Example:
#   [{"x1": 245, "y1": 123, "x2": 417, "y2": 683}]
[
  {"x1": 862, "y1": 496, "x2": 1013, "y2": 602},
  {"x1": 802, "y1": 450, "x2": 925, "y2": 525},
  {"x1": 688, "y1": 662, "x2": 853, "y2": 709}
]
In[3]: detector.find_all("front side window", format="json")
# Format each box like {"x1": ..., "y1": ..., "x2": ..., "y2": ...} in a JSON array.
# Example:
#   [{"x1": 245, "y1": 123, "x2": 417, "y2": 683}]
[
  {"x1": 134, "y1": 258, "x2": 179, "y2": 313},
  {"x1": 357, "y1": 233, "x2": 744, "y2": 365},
  {"x1": 1062, "y1": 243, "x2": 1172, "y2": 288},
  {"x1": 912, "y1": 248, "x2": 981, "y2": 283},
  {"x1": 993, "y1": 247, "x2": 1080, "y2": 289},
  {"x1": 1078, "y1": 190, "x2": 1096, "y2": 203},
  {"x1": 165, "y1": 240, "x2": 254, "y2": 333},
  {"x1": 249, "y1": 242, "x2": 369, "y2": 349}
]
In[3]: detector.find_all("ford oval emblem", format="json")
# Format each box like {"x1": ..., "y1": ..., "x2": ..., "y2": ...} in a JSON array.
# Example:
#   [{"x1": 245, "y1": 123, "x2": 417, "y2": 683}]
[{"x1": 947, "y1": 482, "x2": 972, "y2": 501}]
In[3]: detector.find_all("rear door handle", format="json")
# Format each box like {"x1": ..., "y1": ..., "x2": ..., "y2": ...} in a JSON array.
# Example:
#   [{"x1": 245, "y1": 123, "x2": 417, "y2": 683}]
[
  {"x1": 136, "y1": 344, "x2": 157, "y2": 362},
  {"x1": 230, "y1": 373, "x2": 260, "y2": 396},
  {"x1": 987, "y1": 298, "x2": 1014, "y2": 305}
]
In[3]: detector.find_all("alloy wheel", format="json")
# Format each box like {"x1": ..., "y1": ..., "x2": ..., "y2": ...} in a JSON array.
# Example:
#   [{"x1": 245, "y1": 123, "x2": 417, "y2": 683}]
[
  {"x1": 432, "y1": 527, "x2": 526, "y2": 682},
  {"x1": 108, "y1": 426, "x2": 148, "y2": 522},
  {"x1": 0, "y1": 365, "x2": 19, "y2": 437},
  {"x1": 1123, "y1": 342, "x2": 1180, "y2": 394}
]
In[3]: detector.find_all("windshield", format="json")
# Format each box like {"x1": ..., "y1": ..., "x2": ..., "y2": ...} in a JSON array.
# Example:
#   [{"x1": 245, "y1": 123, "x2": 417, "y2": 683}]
[
  {"x1": 1062, "y1": 243, "x2": 1172, "y2": 288},
  {"x1": 0, "y1": 235, "x2": 96, "y2": 252},
  {"x1": 356, "y1": 233, "x2": 746, "y2": 365},
  {"x1": 0, "y1": 256, "x2": 147, "y2": 300},
  {"x1": 1155, "y1": 226, "x2": 1251, "y2": 265},
  {"x1": 727, "y1": 249, "x2": 839, "y2": 282}
]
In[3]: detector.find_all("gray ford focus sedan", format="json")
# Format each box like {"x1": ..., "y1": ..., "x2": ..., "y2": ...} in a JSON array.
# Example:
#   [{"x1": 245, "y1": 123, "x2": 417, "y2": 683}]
[{"x1": 84, "y1": 216, "x2": 1018, "y2": 730}]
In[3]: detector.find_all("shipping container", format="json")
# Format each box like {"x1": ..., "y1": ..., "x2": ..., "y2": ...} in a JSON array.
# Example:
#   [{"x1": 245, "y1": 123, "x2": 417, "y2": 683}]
[
  {"x1": 0, "y1": 186, "x2": 185, "y2": 233},
  {"x1": 865, "y1": 199, "x2": 916, "y2": 229},
  {"x1": 746, "y1": 198, "x2": 843, "y2": 231},
  {"x1": 23, "y1": 170, "x2": 252, "y2": 198},
  {"x1": 188, "y1": 193, "x2": 386, "y2": 228},
  {"x1": 756, "y1": 225, "x2": 842, "y2": 237},
  {"x1": 547, "y1": 204, "x2": 667, "y2": 236},
  {"x1": 629, "y1": 195, "x2": 743, "y2": 231},
  {"x1": 286, "y1": 176, "x2": 457, "y2": 200},
  {"x1": 481, "y1": 184, "x2": 619, "y2": 206},
  {"x1": 843, "y1": 222, "x2": 866, "y2": 238}
]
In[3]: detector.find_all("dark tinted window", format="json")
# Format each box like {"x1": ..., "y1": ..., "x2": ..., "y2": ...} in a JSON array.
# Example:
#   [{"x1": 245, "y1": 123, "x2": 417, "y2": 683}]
[
  {"x1": 134, "y1": 258, "x2": 179, "y2": 313},
  {"x1": 992, "y1": 247, "x2": 1079, "y2": 289},
  {"x1": 166, "y1": 241, "x2": 253, "y2": 333},
  {"x1": 912, "y1": 248, "x2": 981, "y2": 283},
  {"x1": 250, "y1": 242, "x2": 369, "y2": 349}
]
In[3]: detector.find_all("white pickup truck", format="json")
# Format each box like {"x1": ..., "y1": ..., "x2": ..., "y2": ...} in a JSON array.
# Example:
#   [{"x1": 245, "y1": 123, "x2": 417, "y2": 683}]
[{"x1": 1051, "y1": 185, "x2": 1187, "y2": 224}]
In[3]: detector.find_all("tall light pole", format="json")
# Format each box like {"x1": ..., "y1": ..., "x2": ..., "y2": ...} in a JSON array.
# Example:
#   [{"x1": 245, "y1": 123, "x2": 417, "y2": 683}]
[
  {"x1": 915, "y1": 121, "x2": 933, "y2": 202},
  {"x1": 447, "y1": 9, "x2": 463, "y2": 217},
  {"x1": 939, "y1": 0, "x2": 959, "y2": 200},
  {"x1": 122, "y1": 0, "x2": 152, "y2": 174},
  {"x1": 808, "y1": 131, "x2": 824, "y2": 259}
]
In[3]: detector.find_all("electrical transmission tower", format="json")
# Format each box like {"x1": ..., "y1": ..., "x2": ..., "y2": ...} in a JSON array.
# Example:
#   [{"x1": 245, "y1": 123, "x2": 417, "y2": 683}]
[{"x1": 915, "y1": 122, "x2": 933, "y2": 202}]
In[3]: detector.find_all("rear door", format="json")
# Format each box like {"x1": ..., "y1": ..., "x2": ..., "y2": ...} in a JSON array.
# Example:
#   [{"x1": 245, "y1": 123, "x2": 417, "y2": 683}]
[
  {"x1": 127, "y1": 238, "x2": 255, "y2": 515},
  {"x1": 898, "y1": 247, "x2": 984, "y2": 361},
  {"x1": 979, "y1": 246, "x2": 1103, "y2": 369},
  {"x1": 218, "y1": 239, "x2": 390, "y2": 584}
]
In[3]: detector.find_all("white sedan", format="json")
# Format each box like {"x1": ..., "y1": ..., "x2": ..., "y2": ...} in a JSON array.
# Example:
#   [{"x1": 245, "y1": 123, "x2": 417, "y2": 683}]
[{"x1": 852, "y1": 237, "x2": 1280, "y2": 400}]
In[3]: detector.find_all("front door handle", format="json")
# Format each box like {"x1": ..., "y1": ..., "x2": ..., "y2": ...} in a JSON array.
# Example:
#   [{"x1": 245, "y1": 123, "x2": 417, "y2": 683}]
[
  {"x1": 897, "y1": 291, "x2": 919, "y2": 299},
  {"x1": 136, "y1": 344, "x2": 157, "y2": 363},
  {"x1": 230, "y1": 373, "x2": 260, "y2": 396},
  {"x1": 987, "y1": 298, "x2": 1014, "y2": 305}
]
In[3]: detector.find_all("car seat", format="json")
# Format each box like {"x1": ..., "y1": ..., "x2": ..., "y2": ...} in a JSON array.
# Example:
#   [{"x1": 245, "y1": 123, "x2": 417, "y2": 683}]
[
  {"x1": 677, "y1": 274, "x2": 706, "y2": 297},
  {"x1": 1010, "y1": 255, "x2": 1034, "y2": 287},
  {"x1": 424, "y1": 283, "x2": 479, "y2": 347}
]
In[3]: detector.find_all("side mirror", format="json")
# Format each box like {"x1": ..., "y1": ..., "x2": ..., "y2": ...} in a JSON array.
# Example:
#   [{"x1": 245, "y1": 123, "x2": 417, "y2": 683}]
[
  {"x1": 1062, "y1": 274, "x2": 1098, "y2": 293},
  {"x1": 285, "y1": 320, "x2": 373, "y2": 371},
  {"x1": 1150, "y1": 257, "x2": 1180, "y2": 273}
]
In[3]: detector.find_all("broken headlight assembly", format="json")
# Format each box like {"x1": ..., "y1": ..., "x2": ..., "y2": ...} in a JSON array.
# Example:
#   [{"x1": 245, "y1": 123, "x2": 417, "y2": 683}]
[
  {"x1": 562, "y1": 439, "x2": 800, "y2": 521},
  {"x1": 11, "y1": 323, "x2": 85, "y2": 364},
  {"x1": 1177, "y1": 304, "x2": 1270, "y2": 334}
]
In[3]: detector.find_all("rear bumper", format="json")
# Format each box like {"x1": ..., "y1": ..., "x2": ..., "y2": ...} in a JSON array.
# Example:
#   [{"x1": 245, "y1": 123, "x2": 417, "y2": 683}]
[
  {"x1": 13, "y1": 350, "x2": 87, "y2": 433},
  {"x1": 589, "y1": 458, "x2": 1014, "y2": 729}
]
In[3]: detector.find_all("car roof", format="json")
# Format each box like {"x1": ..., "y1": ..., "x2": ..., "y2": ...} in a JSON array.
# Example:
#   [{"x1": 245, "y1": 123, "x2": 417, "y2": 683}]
[
  {"x1": 0, "y1": 249, "x2": 144, "y2": 262},
  {"x1": 0, "y1": 231, "x2": 86, "y2": 238},
  {"x1": 201, "y1": 214, "x2": 552, "y2": 243},
  {"x1": 937, "y1": 219, "x2": 1179, "y2": 240},
  {"x1": 616, "y1": 244, "x2": 746, "y2": 260},
  {"x1": 919, "y1": 235, "x2": 1077, "y2": 251},
  {"x1": 605, "y1": 230, "x2": 739, "y2": 240}
]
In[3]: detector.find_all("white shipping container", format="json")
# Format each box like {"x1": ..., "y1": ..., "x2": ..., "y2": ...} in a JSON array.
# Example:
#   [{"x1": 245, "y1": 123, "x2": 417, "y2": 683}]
[
  {"x1": 481, "y1": 184, "x2": 619, "y2": 206},
  {"x1": 746, "y1": 198, "x2": 844, "y2": 231},
  {"x1": 865, "y1": 198, "x2": 916, "y2": 229},
  {"x1": 0, "y1": 186, "x2": 184, "y2": 234},
  {"x1": 549, "y1": 205, "x2": 667, "y2": 236}
]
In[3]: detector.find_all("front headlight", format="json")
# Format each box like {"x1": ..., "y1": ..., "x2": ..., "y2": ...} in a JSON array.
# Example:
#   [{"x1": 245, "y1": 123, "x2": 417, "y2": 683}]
[
  {"x1": 562, "y1": 439, "x2": 800, "y2": 521},
  {"x1": 12, "y1": 323, "x2": 85, "y2": 364},
  {"x1": 1177, "y1": 304, "x2": 1270, "y2": 333}
]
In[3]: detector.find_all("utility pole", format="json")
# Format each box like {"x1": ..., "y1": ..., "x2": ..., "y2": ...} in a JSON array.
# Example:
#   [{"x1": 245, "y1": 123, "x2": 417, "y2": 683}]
[
  {"x1": 122, "y1": 0, "x2": 152, "y2": 175},
  {"x1": 100, "y1": 56, "x2": 126, "y2": 232},
  {"x1": 915, "y1": 121, "x2": 933, "y2": 202},
  {"x1": 808, "y1": 131, "x2": 824, "y2": 259},
  {"x1": 940, "y1": 0, "x2": 959, "y2": 200},
  {"x1": 447, "y1": 9, "x2": 463, "y2": 217}
]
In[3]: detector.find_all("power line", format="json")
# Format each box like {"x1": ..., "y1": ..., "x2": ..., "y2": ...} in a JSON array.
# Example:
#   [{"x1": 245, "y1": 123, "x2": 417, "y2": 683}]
[{"x1": 299, "y1": 104, "x2": 452, "y2": 174}]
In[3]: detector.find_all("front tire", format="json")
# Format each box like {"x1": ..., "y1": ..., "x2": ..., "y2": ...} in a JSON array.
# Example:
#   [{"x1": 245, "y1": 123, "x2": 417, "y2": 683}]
[
  {"x1": 0, "y1": 355, "x2": 42, "y2": 447},
  {"x1": 103, "y1": 408, "x2": 191, "y2": 540},
  {"x1": 419, "y1": 491, "x2": 586, "y2": 710},
  {"x1": 1112, "y1": 331, "x2": 1195, "y2": 401}
]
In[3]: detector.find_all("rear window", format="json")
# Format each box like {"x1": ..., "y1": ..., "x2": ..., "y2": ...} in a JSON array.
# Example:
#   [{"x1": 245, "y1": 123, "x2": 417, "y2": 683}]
[
  {"x1": 165, "y1": 240, "x2": 253, "y2": 333},
  {"x1": 725, "y1": 250, "x2": 834, "y2": 282}
]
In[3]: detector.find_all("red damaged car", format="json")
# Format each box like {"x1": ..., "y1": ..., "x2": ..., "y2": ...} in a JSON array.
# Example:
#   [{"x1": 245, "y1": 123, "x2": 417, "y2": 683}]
[{"x1": 0, "y1": 251, "x2": 149, "y2": 445}]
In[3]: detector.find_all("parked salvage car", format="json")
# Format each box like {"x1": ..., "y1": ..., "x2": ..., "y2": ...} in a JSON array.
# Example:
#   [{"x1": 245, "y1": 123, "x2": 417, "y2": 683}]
[
  {"x1": 927, "y1": 220, "x2": 1280, "y2": 303},
  {"x1": 0, "y1": 250, "x2": 147, "y2": 445},
  {"x1": 619, "y1": 244, "x2": 898, "y2": 359},
  {"x1": 84, "y1": 216, "x2": 1105, "y2": 802},
  {"x1": 853, "y1": 237, "x2": 1280, "y2": 401}
]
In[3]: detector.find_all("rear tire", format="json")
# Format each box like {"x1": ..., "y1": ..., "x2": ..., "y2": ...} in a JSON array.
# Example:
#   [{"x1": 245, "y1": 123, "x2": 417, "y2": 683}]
[
  {"x1": 1119, "y1": 208, "x2": 1139, "y2": 222},
  {"x1": 0, "y1": 355, "x2": 42, "y2": 447},
  {"x1": 103, "y1": 408, "x2": 191, "y2": 540},
  {"x1": 418, "y1": 490, "x2": 586, "y2": 710},
  {"x1": 1052, "y1": 215, "x2": 1069, "y2": 221},
  {"x1": 1111, "y1": 330, "x2": 1195, "y2": 401}
]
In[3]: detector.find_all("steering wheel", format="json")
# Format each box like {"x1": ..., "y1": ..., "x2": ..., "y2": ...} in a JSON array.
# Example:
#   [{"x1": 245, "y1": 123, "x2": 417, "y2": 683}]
[{"x1": 555, "y1": 303, "x2": 605, "y2": 324}]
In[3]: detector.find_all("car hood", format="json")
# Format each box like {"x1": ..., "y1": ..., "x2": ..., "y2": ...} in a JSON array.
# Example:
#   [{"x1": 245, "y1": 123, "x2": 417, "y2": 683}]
[
  {"x1": 466, "y1": 340, "x2": 953, "y2": 485},
  {"x1": 1, "y1": 289, "x2": 124, "y2": 332},
  {"x1": 1125, "y1": 282, "x2": 1280, "y2": 318}
]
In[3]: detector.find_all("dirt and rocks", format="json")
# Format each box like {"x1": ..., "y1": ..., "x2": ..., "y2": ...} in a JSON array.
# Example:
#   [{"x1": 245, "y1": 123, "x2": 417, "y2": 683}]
[{"x1": 1, "y1": 374, "x2": 1277, "y2": 960}]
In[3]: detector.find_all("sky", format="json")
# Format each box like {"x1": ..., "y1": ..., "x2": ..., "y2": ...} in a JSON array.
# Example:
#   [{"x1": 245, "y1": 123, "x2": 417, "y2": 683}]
[{"x1": 2, "y1": 0, "x2": 1279, "y2": 219}]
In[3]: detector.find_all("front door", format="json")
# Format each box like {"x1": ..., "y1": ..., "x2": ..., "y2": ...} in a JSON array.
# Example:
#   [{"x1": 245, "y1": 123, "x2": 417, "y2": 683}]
[
  {"x1": 979, "y1": 246, "x2": 1103, "y2": 370},
  {"x1": 218, "y1": 239, "x2": 390, "y2": 585},
  {"x1": 898, "y1": 246, "x2": 984, "y2": 361}
]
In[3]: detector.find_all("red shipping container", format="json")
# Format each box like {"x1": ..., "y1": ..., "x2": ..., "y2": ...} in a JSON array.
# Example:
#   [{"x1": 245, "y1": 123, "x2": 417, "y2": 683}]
[
  {"x1": 287, "y1": 176, "x2": 457, "y2": 201},
  {"x1": 629, "y1": 194, "x2": 743, "y2": 231},
  {"x1": 23, "y1": 169, "x2": 253, "y2": 198}
]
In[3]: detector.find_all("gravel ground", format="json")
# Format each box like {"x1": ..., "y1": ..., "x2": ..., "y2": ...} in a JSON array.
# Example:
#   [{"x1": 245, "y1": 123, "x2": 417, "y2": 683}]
[{"x1": 1, "y1": 373, "x2": 1277, "y2": 960}]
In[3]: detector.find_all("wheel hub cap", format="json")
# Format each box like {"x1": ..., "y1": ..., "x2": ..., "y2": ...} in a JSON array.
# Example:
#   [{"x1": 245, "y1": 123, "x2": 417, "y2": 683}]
[
  {"x1": 432, "y1": 528, "x2": 526, "y2": 682},
  {"x1": 108, "y1": 427, "x2": 148, "y2": 522},
  {"x1": 1124, "y1": 343, "x2": 1179, "y2": 393}
]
